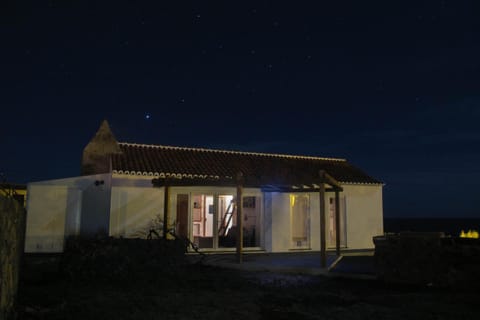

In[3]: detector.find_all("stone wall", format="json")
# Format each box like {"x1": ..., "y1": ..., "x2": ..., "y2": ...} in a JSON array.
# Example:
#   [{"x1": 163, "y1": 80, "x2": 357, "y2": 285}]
[
  {"x1": 60, "y1": 236, "x2": 189, "y2": 281},
  {"x1": 373, "y1": 232, "x2": 480, "y2": 287}
]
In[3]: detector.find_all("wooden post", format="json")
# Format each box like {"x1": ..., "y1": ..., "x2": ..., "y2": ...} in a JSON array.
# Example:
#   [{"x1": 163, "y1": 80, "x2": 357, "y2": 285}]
[
  {"x1": 319, "y1": 170, "x2": 327, "y2": 268},
  {"x1": 163, "y1": 184, "x2": 169, "y2": 239},
  {"x1": 335, "y1": 190, "x2": 341, "y2": 256},
  {"x1": 236, "y1": 172, "x2": 244, "y2": 264}
]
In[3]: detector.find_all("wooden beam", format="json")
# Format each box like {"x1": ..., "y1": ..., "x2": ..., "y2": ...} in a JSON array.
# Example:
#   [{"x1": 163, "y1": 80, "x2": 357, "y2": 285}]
[
  {"x1": 236, "y1": 172, "x2": 244, "y2": 264},
  {"x1": 153, "y1": 177, "x2": 343, "y2": 192},
  {"x1": 153, "y1": 177, "x2": 237, "y2": 188},
  {"x1": 163, "y1": 184, "x2": 169, "y2": 239},
  {"x1": 261, "y1": 187, "x2": 339, "y2": 193},
  {"x1": 335, "y1": 190, "x2": 341, "y2": 256},
  {"x1": 323, "y1": 172, "x2": 342, "y2": 189},
  {"x1": 319, "y1": 180, "x2": 327, "y2": 268}
]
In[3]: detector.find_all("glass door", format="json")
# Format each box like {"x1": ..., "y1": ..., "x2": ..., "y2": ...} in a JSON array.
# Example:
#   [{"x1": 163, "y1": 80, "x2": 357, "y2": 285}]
[
  {"x1": 190, "y1": 193, "x2": 262, "y2": 250},
  {"x1": 290, "y1": 194, "x2": 310, "y2": 248},
  {"x1": 217, "y1": 195, "x2": 235, "y2": 248},
  {"x1": 242, "y1": 196, "x2": 261, "y2": 247},
  {"x1": 191, "y1": 194, "x2": 214, "y2": 249}
]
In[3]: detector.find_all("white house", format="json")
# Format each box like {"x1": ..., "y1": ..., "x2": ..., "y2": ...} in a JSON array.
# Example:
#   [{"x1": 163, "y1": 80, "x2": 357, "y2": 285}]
[{"x1": 25, "y1": 121, "x2": 383, "y2": 261}]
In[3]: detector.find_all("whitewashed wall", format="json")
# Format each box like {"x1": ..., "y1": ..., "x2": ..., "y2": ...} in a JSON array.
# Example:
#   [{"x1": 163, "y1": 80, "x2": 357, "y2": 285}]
[
  {"x1": 24, "y1": 174, "x2": 110, "y2": 253},
  {"x1": 262, "y1": 193, "x2": 272, "y2": 251},
  {"x1": 109, "y1": 186, "x2": 163, "y2": 237},
  {"x1": 25, "y1": 173, "x2": 383, "y2": 253},
  {"x1": 268, "y1": 193, "x2": 290, "y2": 252},
  {"x1": 342, "y1": 184, "x2": 383, "y2": 249},
  {"x1": 25, "y1": 185, "x2": 74, "y2": 252},
  {"x1": 79, "y1": 174, "x2": 112, "y2": 236},
  {"x1": 110, "y1": 175, "x2": 164, "y2": 237}
]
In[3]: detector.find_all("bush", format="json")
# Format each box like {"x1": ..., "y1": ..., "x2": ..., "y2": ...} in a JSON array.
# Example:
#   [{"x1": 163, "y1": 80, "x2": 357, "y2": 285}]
[{"x1": 59, "y1": 236, "x2": 188, "y2": 282}]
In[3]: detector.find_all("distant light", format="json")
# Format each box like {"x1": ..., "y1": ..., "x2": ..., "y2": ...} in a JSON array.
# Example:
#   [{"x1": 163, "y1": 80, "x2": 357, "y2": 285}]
[{"x1": 145, "y1": 114, "x2": 151, "y2": 120}]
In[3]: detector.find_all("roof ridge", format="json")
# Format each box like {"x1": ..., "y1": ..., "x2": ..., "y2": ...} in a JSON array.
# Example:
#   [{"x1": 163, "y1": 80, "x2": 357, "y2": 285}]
[{"x1": 118, "y1": 142, "x2": 346, "y2": 162}]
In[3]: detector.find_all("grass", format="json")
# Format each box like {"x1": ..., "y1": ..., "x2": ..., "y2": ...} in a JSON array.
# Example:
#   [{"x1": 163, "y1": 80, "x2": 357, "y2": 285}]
[{"x1": 17, "y1": 255, "x2": 480, "y2": 320}]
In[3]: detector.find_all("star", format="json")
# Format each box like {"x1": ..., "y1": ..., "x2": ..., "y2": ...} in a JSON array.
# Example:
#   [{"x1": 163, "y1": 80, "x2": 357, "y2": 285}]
[{"x1": 145, "y1": 114, "x2": 151, "y2": 120}]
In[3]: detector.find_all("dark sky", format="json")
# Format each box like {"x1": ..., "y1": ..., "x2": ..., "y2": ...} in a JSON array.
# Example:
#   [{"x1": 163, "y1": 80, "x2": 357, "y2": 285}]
[{"x1": 2, "y1": 0, "x2": 480, "y2": 218}]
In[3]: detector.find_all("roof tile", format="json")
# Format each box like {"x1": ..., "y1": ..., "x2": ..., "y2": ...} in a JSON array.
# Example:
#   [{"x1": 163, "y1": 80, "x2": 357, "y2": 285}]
[{"x1": 111, "y1": 143, "x2": 381, "y2": 185}]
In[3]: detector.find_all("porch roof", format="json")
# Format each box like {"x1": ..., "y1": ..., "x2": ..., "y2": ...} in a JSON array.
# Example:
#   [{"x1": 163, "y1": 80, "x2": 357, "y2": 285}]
[{"x1": 111, "y1": 142, "x2": 381, "y2": 187}]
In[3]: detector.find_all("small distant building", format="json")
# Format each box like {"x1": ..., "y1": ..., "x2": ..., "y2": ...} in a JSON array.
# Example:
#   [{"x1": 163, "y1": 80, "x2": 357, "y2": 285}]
[
  {"x1": 25, "y1": 121, "x2": 383, "y2": 256},
  {"x1": 0, "y1": 183, "x2": 26, "y2": 208}
]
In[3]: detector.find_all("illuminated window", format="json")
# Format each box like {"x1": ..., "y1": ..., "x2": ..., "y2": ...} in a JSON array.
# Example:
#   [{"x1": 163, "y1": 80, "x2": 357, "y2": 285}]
[{"x1": 290, "y1": 194, "x2": 310, "y2": 248}]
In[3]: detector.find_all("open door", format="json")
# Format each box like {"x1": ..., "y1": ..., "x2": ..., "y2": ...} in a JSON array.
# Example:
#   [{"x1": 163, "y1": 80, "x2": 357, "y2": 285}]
[
  {"x1": 192, "y1": 194, "x2": 214, "y2": 249},
  {"x1": 176, "y1": 194, "x2": 189, "y2": 238}
]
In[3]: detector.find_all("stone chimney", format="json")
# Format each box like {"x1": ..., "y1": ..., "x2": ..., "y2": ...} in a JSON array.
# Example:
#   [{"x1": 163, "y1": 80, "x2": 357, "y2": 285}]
[{"x1": 81, "y1": 120, "x2": 122, "y2": 175}]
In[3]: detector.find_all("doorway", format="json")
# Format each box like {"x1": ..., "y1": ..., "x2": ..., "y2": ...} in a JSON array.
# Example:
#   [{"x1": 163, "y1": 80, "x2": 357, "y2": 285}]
[
  {"x1": 192, "y1": 194, "x2": 215, "y2": 249},
  {"x1": 183, "y1": 193, "x2": 261, "y2": 250}
]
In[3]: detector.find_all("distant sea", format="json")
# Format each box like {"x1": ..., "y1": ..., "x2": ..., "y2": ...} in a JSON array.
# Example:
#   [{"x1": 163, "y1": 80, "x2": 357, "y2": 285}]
[{"x1": 383, "y1": 218, "x2": 480, "y2": 236}]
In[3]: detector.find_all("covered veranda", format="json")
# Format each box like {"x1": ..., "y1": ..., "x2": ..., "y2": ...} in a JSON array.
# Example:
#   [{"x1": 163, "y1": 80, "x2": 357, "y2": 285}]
[{"x1": 153, "y1": 169, "x2": 344, "y2": 268}]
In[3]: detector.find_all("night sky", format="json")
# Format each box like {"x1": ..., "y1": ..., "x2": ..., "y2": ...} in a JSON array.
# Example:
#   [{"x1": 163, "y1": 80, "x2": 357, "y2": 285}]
[{"x1": 2, "y1": 1, "x2": 480, "y2": 218}]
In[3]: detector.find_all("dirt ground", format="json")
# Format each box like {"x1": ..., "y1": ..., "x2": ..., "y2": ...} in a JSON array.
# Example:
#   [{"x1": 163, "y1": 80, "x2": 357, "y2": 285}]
[{"x1": 16, "y1": 256, "x2": 480, "y2": 320}]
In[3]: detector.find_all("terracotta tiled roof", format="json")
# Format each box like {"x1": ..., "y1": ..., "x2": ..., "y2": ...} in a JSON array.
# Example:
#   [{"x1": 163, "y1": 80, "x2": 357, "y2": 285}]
[{"x1": 111, "y1": 143, "x2": 381, "y2": 186}]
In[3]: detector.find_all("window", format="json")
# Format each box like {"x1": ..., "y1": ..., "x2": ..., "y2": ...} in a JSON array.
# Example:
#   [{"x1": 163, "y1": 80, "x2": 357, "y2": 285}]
[{"x1": 290, "y1": 194, "x2": 310, "y2": 248}]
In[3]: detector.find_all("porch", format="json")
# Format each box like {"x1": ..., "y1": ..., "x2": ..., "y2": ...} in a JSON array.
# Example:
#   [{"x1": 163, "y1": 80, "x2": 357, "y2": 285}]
[{"x1": 193, "y1": 250, "x2": 376, "y2": 279}]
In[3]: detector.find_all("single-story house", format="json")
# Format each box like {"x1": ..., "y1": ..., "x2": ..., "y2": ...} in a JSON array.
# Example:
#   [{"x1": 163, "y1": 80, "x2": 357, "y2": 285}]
[{"x1": 25, "y1": 121, "x2": 383, "y2": 262}]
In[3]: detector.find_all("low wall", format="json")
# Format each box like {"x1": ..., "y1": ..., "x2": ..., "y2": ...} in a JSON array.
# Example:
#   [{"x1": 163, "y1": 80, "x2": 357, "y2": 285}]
[
  {"x1": 60, "y1": 236, "x2": 189, "y2": 281},
  {"x1": 373, "y1": 232, "x2": 480, "y2": 287},
  {"x1": 0, "y1": 195, "x2": 26, "y2": 320}
]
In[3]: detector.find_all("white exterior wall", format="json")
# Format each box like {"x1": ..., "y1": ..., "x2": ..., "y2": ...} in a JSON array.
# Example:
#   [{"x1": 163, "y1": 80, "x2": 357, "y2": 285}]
[
  {"x1": 79, "y1": 174, "x2": 112, "y2": 236},
  {"x1": 342, "y1": 184, "x2": 383, "y2": 249},
  {"x1": 25, "y1": 185, "x2": 75, "y2": 252},
  {"x1": 262, "y1": 193, "x2": 273, "y2": 251},
  {"x1": 110, "y1": 175, "x2": 164, "y2": 237},
  {"x1": 25, "y1": 172, "x2": 383, "y2": 253},
  {"x1": 268, "y1": 193, "x2": 291, "y2": 252},
  {"x1": 25, "y1": 174, "x2": 111, "y2": 253}
]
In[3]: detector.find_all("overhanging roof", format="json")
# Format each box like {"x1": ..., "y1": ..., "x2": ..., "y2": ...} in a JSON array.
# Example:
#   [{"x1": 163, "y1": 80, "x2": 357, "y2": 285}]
[{"x1": 111, "y1": 143, "x2": 381, "y2": 187}]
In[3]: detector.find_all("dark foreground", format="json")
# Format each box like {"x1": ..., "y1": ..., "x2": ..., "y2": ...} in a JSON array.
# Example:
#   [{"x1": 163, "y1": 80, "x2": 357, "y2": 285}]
[{"x1": 18, "y1": 256, "x2": 480, "y2": 320}]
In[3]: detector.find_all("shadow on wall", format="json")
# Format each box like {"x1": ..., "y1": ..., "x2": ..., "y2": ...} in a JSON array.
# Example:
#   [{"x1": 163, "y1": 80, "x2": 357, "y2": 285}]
[{"x1": 25, "y1": 174, "x2": 112, "y2": 253}]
